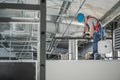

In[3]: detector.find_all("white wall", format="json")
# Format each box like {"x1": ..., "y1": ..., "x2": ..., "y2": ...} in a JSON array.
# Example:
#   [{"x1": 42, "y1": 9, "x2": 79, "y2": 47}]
[{"x1": 46, "y1": 60, "x2": 120, "y2": 80}]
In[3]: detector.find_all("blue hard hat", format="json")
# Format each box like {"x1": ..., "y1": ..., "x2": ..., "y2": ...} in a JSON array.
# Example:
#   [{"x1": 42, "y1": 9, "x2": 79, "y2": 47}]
[{"x1": 77, "y1": 13, "x2": 84, "y2": 22}]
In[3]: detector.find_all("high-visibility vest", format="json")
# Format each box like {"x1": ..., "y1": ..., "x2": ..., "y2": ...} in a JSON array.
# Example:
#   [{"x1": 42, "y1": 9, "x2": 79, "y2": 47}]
[{"x1": 86, "y1": 16, "x2": 99, "y2": 31}]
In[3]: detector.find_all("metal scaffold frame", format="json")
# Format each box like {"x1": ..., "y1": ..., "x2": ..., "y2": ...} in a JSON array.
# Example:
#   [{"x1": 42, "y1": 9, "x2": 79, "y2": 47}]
[{"x1": 0, "y1": 0, "x2": 46, "y2": 80}]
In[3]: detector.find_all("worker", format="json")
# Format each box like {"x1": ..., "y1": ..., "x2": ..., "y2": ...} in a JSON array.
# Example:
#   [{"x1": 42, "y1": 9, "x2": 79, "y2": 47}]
[{"x1": 77, "y1": 13, "x2": 102, "y2": 59}]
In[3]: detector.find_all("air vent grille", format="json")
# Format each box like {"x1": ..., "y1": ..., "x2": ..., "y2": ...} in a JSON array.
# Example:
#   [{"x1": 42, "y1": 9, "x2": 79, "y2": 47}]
[{"x1": 114, "y1": 28, "x2": 120, "y2": 50}]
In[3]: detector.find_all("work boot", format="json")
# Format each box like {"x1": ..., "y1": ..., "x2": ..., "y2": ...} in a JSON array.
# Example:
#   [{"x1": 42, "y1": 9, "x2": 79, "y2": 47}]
[
  {"x1": 94, "y1": 53, "x2": 101, "y2": 60},
  {"x1": 89, "y1": 53, "x2": 94, "y2": 59}
]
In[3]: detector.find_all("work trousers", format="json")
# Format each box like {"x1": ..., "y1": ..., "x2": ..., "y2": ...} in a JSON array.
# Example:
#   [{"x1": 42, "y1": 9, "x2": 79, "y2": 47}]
[{"x1": 93, "y1": 31, "x2": 100, "y2": 54}]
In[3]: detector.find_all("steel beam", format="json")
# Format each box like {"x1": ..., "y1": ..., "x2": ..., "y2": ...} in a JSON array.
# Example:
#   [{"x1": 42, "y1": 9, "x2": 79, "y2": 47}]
[
  {"x1": 56, "y1": 1, "x2": 71, "y2": 22},
  {"x1": 0, "y1": 40, "x2": 38, "y2": 43},
  {"x1": 0, "y1": 3, "x2": 40, "y2": 10},
  {"x1": 39, "y1": 0, "x2": 46, "y2": 80},
  {"x1": 101, "y1": 1, "x2": 120, "y2": 26},
  {"x1": 0, "y1": 17, "x2": 39, "y2": 22}
]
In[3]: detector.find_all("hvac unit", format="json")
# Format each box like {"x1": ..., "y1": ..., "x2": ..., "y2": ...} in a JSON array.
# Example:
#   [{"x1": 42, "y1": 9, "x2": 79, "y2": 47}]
[{"x1": 98, "y1": 40, "x2": 112, "y2": 54}]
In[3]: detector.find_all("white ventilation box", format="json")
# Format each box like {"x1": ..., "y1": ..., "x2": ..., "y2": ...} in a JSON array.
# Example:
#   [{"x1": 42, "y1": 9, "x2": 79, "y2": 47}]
[{"x1": 98, "y1": 40, "x2": 112, "y2": 54}]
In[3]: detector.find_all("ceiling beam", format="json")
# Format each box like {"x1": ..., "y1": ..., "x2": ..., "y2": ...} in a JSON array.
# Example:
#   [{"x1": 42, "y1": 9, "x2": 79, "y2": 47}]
[
  {"x1": 0, "y1": 3, "x2": 40, "y2": 10},
  {"x1": 101, "y1": 1, "x2": 120, "y2": 26},
  {"x1": 56, "y1": 1, "x2": 71, "y2": 22},
  {"x1": 0, "y1": 17, "x2": 39, "y2": 22},
  {"x1": 0, "y1": 17, "x2": 82, "y2": 26}
]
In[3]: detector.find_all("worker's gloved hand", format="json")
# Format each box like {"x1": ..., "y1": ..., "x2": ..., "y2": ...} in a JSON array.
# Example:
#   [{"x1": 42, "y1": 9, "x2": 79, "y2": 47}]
[{"x1": 83, "y1": 32, "x2": 90, "y2": 38}]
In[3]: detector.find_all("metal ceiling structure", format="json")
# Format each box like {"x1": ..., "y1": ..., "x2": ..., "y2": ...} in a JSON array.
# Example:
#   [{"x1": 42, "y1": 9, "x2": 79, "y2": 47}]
[
  {"x1": 0, "y1": 0, "x2": 119, "y2": 80},
  {"x1": 0, "y1": 3, "x2": 40, "y2": 10},
  {"x1": 0, "y1": 0, "x2": 119, "y2": 59}
]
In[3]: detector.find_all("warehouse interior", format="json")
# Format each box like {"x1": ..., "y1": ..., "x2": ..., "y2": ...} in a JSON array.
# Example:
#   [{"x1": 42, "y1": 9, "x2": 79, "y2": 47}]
[{"x1": 0, "y1": 0, "x2": 119, "y2": 80}]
